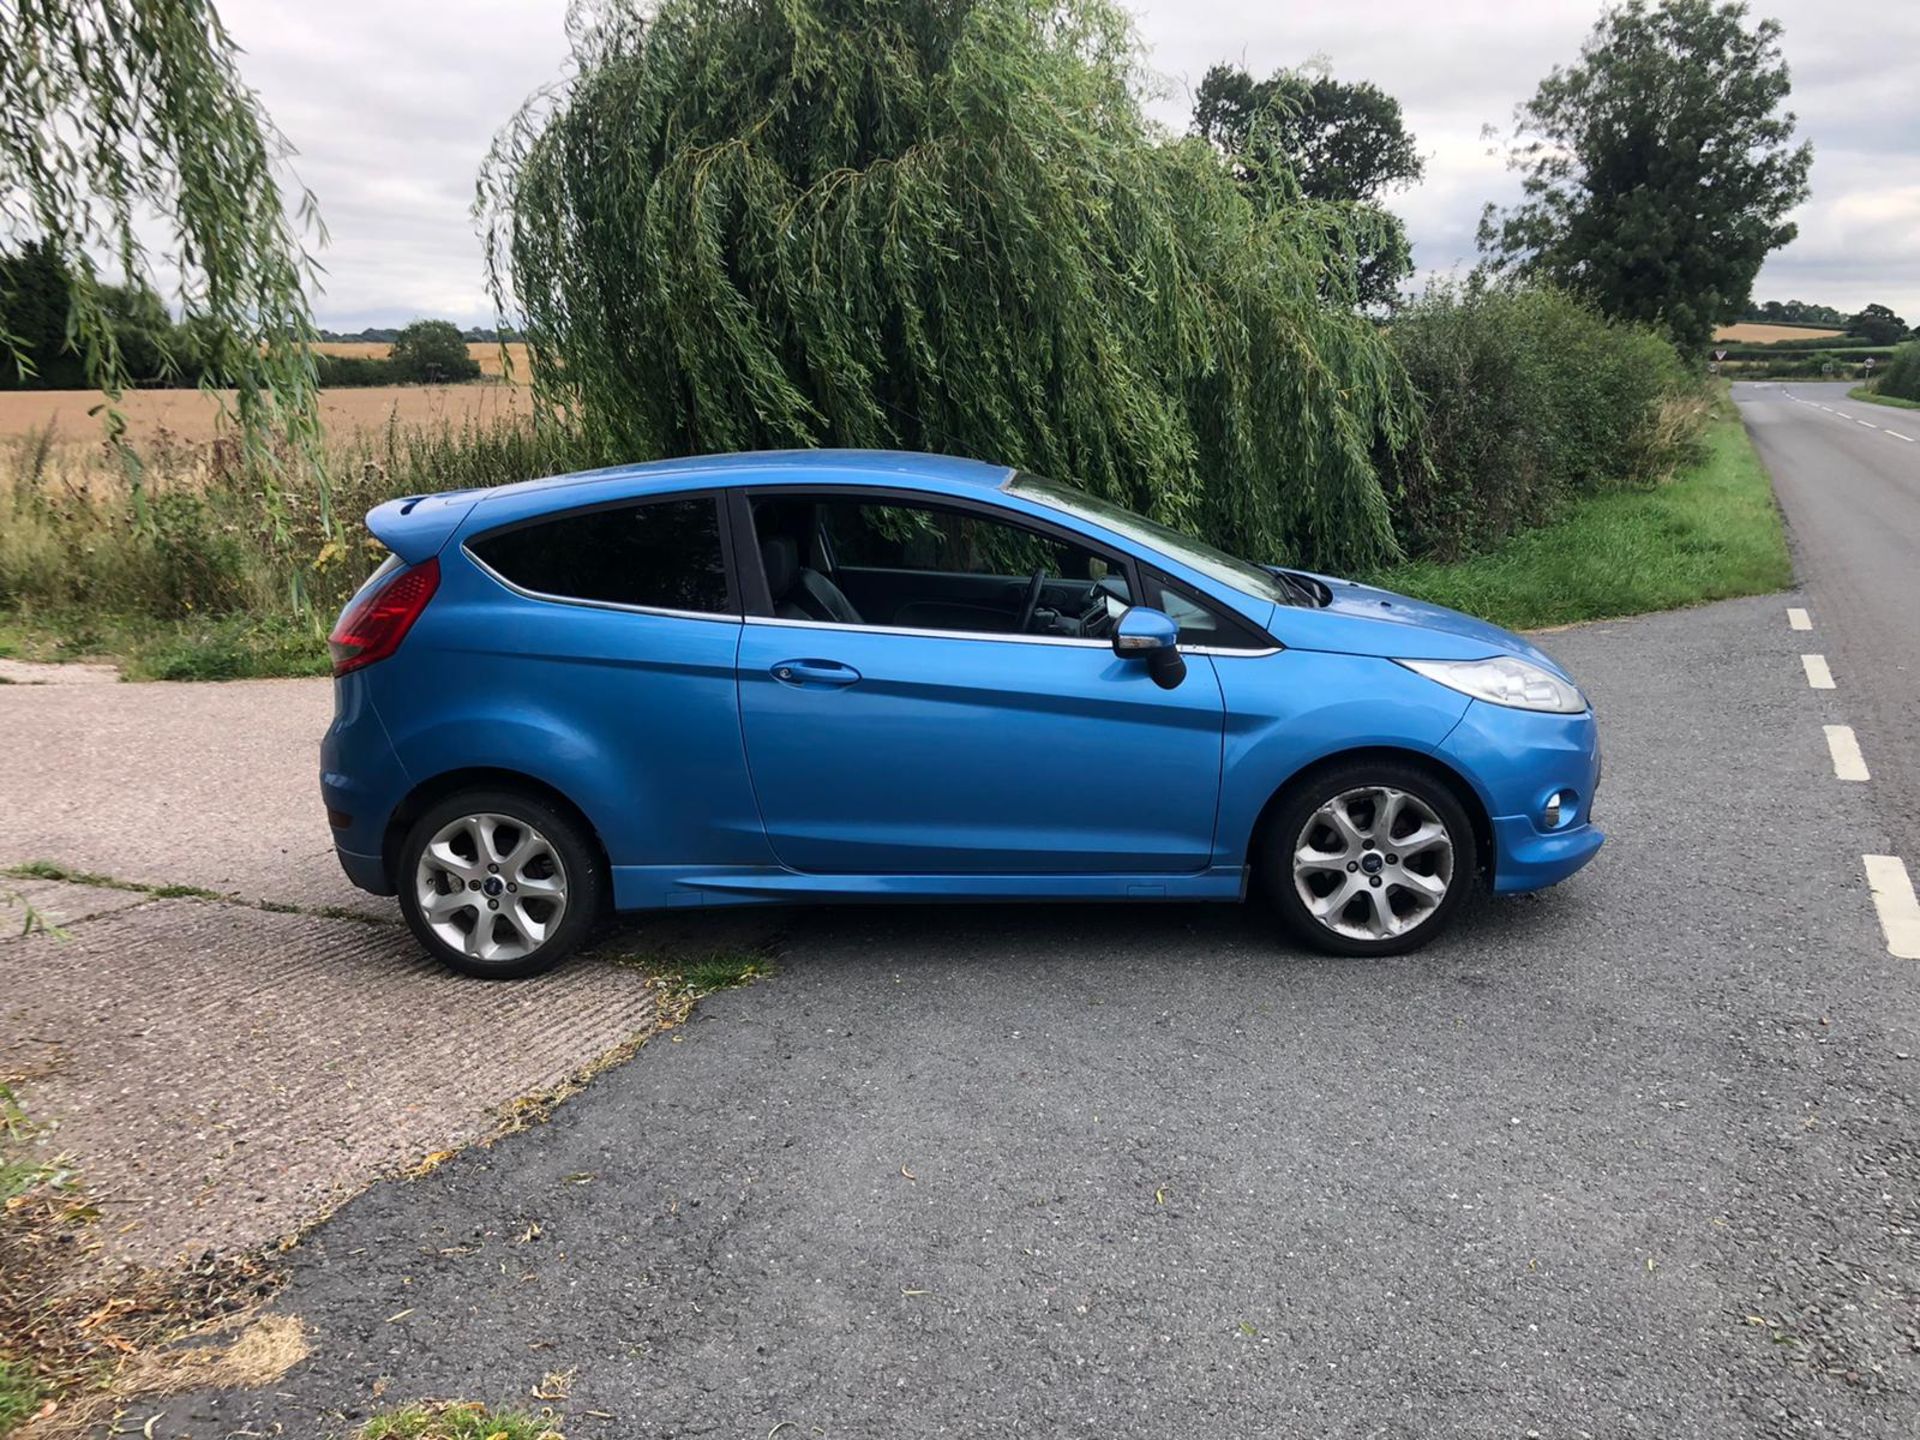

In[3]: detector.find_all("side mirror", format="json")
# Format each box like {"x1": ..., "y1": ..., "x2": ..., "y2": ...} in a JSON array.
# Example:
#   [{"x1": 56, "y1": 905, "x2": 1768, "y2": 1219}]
[{"x1": 1113, "y1": 606, "x2": 1186, "y2": 690}]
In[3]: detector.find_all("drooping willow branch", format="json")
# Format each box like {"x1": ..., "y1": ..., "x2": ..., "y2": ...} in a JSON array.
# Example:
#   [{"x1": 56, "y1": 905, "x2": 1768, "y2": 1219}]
[
  {"x1": 0, "y1": 0, "x2": 328, "y2": 542},
  {"x1": 479, "y1": 0, "x2": 1424, "y2": 572}
]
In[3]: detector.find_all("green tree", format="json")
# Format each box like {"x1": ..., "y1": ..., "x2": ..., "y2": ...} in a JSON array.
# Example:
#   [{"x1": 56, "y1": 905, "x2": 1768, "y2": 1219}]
[
  {"x1": 1478, "y1": 0, "x2": 1812, "y2": 356},
  {"x1": 1192, "y1": 65, "x2": 1422, "y2": 308},
  {"x1": 0, "y1": 0, "x2": 321, "y2": 495},
  {"x1": 389, "y1": 319, "x2": 481, "y2": 383},
  {"x1": 1847, "y1": 303, "x2": 1909, "y2": 346},
  {"x1": 479, "y1": 0, "x2": 1423, "y2": 573},
  {"x1": 1, "y1": 241, "x2": 184, "y2": 389}
]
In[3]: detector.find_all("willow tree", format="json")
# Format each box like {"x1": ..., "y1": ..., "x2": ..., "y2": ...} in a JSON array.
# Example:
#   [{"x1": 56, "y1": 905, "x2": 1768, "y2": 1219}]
[
  {"x1": 480, "y1": 0, "x2": 1422, "y2": 571},
  {"x1": 0, "y1": 0, "x2": 322, "y2": 512}
]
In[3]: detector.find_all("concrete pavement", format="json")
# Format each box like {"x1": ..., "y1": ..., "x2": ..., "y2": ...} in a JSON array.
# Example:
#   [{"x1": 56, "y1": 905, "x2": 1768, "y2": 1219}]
[
  {"x1": 0, "y1": 677, "x2": 677, "y2": 1270},
  {"x1": 0, "y1": 675, "x2": 379, "y2": 915}
]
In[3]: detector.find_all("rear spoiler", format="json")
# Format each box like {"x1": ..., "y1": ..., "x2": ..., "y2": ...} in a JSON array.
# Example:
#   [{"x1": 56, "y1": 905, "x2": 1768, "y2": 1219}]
[{"x1": 364, "y1": 491, "x2": 481, "y2": 565}]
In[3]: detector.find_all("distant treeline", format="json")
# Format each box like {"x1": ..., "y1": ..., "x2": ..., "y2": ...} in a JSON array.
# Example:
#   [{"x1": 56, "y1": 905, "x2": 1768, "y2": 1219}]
[
  {"x1": 1741, "y1": 299, "x2": 1909, "y2": 345},
  {"x1": 1, "y1": 242, "x2": 498, "y2": 390},
  {"x1": 317, "y1": 325, "x2": 524, "y2": 344}
]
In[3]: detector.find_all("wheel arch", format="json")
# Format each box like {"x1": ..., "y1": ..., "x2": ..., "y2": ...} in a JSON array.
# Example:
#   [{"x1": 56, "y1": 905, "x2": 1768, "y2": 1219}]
[
  {"x1": 1247, "y1": 746, "x2": 1495, "y2": 883},
  {"x1": 382, "y1": 766, "x2": 614, "y2": 897}
]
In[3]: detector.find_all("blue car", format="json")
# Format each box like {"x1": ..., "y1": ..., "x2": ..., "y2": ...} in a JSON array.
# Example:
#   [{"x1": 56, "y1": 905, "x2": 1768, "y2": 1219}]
[{"x1": 323, "y1": 450, "x2": 1602, "y2": 978}]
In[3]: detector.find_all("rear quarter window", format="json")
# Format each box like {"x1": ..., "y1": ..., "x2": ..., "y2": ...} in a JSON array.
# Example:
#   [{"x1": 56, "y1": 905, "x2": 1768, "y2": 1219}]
[{"x1": 469, "y1": 496, "x2": 732, "y2": 614}]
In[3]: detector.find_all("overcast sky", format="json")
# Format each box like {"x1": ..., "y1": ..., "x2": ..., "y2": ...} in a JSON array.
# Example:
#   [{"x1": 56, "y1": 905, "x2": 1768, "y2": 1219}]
[{"x1": 216, "y1": 0, "x2": 1920, "y2": 331}]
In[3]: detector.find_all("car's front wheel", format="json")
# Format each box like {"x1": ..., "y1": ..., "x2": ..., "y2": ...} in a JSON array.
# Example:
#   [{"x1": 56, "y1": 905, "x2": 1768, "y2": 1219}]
[
  {"x1": 397, "y1": 789, "x2": 604, "y2": 979},
  {"x1": 1263, "y1": 760, "x2": 1477, "y2": 957}
]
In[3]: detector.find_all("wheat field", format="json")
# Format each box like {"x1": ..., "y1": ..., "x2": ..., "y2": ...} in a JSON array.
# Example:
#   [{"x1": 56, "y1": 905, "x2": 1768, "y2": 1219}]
[
  {"x1": 0, "y1": 380, "x2": 541, "y2": 445},
  {"x1": 1712, "y1": 323, "x2": 1846, "y2": 344},
  {"x1": 314, "y1": 340, "x2": 532, "y2": 377}
]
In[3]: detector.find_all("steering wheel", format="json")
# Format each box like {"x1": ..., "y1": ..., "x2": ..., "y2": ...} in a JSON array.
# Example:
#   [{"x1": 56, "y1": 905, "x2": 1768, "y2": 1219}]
[{"x1": 1015, "y1": 568, "x2": 1047, "y2": 633}]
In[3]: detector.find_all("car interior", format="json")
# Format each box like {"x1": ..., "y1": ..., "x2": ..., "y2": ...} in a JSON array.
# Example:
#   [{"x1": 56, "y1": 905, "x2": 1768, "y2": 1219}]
[{"x1": 750, "y1": 495, "x2": 1133, "y2": 639}]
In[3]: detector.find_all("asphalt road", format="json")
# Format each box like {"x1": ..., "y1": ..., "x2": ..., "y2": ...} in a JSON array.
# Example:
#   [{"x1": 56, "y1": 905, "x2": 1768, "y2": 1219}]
[
  {"x1": 1736, "y1": 381, "x2": 1920, "y2": 873},
  {"x1": 162, "y1": 593, "x2": 1920, "y2": 1440}
]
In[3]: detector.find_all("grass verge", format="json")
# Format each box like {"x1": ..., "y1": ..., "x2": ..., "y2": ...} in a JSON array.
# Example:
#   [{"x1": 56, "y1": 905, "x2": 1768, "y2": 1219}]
[
  {"x1": 1369, "y1": 404, "x2": 1790, "y2": 631},
  {"x1": 0, "y1": 611, "x2": 327, "y2": 681},
  {"x1": 1848, "y1": 384, "x2": 1920, "y2": 412},
  {"x1": 359, "y1": 1401, "x2": 565, "y2": 1440}
]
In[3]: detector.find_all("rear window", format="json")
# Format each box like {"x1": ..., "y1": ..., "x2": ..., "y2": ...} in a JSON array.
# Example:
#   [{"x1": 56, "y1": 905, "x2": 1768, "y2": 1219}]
[{"x1": 469, "y1": 496, "x2": 732, "y2": 614}]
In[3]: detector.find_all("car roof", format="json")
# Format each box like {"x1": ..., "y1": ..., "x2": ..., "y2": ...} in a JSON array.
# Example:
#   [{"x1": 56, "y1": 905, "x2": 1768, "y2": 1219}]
[{"x1": 468, "y1": 448, "x2": 1016, "y2": 509}]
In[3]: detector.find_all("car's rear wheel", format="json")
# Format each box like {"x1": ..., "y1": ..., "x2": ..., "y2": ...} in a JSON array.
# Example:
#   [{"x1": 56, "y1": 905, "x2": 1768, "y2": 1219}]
[
  {"x1": 1263, "y1": 760, "x2": 1477, "y2": 957},
  {"x1": 397, "y1": 789, "x2": 603, "y2": 979}
]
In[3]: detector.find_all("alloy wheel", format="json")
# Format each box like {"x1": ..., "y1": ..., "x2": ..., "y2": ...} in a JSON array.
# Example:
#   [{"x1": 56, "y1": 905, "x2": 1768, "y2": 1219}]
[
  {"x1": 1292, "y1": 785, "x2": 1455, "y2": 943},
  {"x1": 414, "y1": 812, "x2": 569, "y2": 963}
]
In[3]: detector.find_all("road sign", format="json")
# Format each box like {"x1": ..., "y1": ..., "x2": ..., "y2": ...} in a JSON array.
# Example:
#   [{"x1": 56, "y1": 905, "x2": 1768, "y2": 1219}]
[
  {"x1": 1866, "y1": 356, "x2": 1877, "y2": 370},
  {"x1": 1822, "y1": 361, "x2": 1835, "y2": 375},
  {"x1": 1713, "y1": 349, "x2": 1727, "y2": 362},
  {"x1": 1707, "y1": 361, "x2": 1720, "y2": 376}
]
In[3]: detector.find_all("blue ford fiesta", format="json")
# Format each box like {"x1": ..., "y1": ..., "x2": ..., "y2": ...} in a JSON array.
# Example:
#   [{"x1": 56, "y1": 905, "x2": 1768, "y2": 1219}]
[{"x1": 322, "y1": 450, "x2": 1602, "y2": 978}]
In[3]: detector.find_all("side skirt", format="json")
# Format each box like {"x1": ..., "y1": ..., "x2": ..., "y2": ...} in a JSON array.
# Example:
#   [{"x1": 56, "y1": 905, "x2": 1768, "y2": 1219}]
[{"x1": 611, "y1": 864, "x2": 1249, "y2": 911}]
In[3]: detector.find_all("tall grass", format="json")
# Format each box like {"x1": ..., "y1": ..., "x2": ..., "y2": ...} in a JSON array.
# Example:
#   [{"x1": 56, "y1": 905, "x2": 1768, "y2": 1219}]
[{"x1": 0, "y1": 416, "x2": 602, "y2": 625}]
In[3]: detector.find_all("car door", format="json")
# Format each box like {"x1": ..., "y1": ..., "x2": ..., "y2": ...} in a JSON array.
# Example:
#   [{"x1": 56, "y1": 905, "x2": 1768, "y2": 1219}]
[{"x1": 733, "y1": 488, "x2": 1226, "y2": 875}]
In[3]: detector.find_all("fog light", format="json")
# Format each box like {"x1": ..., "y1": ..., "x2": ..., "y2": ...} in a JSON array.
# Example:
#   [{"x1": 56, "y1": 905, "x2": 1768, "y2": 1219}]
[{"x1": 1542, "y1": 792, "x2": 1567, "y2": 829}]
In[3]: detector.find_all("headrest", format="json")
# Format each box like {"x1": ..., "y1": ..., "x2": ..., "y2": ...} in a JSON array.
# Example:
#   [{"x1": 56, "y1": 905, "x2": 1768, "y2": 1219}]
[{"x1": 760, "y1": 536, "x2": 799, "y2": 599}]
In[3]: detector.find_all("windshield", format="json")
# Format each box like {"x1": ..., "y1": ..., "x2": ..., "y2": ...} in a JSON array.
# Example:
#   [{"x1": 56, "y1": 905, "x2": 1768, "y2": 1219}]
[{"x1": 1007, "y1": 473, "x2": 1293, "y2": 607}]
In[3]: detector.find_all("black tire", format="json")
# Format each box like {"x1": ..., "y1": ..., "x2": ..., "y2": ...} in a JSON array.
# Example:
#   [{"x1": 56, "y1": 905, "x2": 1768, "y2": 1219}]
[
  {"x1": 1260, "y1": 759, "x2": 1478, "y2": 958},
  {"x1": 396, "y1": 787, "x2": 605, "y2": 980}
]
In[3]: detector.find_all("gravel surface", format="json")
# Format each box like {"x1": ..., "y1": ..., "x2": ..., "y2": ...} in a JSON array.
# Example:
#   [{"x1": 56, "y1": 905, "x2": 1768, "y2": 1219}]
[{"x1": 159, "y1": 595, "x2": 1920, "y2": 1440}]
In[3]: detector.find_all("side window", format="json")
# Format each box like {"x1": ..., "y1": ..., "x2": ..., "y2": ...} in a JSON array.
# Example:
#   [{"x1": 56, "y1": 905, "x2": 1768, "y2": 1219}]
[
  {"x1": 751, "y1": 493, "x2": 1129, "y2": 635},
  {"x1": 1145, "y1": 568, "x2": 1271, "y2": 650},
  {"x1": 470, "y1": 496, "x2": 732, "y2": 614}
]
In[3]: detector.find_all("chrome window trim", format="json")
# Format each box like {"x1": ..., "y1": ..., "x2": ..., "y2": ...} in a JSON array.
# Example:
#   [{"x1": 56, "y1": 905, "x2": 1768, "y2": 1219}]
[
  {"x1": 747, "y1": 615, "x2": 1280, "y2": 657},
  {"x1": 747, "y1": 614, "x2": 1112, "y2": 649},
  {"x1": 464, "y1": 547, "x2": 742, "y2": 625}
]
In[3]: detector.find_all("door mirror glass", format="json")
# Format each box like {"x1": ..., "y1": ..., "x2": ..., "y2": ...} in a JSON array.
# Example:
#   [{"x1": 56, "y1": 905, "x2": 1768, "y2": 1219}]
[{"x1": 1113, "y1": 606, "x2": 1186, "y2": 689}]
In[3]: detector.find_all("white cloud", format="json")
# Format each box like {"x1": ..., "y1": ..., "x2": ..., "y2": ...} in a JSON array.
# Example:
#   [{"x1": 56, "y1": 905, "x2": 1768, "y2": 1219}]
[{"x1": 214, "y1": 0, "x2": 1920, "y2": 328}]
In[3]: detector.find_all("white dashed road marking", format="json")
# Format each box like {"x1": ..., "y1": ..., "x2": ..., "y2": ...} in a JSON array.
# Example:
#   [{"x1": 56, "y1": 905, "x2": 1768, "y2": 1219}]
[
  {"x1": 1863, "y1": 856, "x2": 1920, "y2": 960},
  {"x1": 1890, "y1": 431, "x2": 1915, "y2": 443},
  {"x1": 1802, "y1": 653, "x2": 1836, "y2": 689},
  {"x1": 1787, "y1": 607, "x2": 1812, "y2": 630},
  {"x1": 1857, "y1": 420, "x2": 1879, "y2": 429},
  {"x1": 1824, "y1": 725, "x2": 1870, "y2": 782}
]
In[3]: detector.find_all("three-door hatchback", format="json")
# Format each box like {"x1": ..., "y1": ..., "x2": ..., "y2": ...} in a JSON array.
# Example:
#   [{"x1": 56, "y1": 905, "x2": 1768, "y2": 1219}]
[{"x1": 322, "y1": 450, "x2": 1602, "y2": 978}]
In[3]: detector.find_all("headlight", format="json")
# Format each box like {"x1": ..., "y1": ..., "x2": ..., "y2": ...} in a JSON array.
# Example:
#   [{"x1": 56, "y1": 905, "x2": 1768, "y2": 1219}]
[{"x1": 1397, "y1": 656, "x2": 1587, "y2": 714}]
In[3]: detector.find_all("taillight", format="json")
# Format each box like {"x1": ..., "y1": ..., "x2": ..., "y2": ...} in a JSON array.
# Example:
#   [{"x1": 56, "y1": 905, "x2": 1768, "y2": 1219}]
[{"x1": 328, "y1": 556, "x2": 440, "y2": 676}]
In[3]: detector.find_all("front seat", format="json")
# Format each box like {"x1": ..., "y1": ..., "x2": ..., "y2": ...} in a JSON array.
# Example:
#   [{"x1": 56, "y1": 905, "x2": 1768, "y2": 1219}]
[{"x1": 761, "y1": 536, "x2": 863, "y2": 625}]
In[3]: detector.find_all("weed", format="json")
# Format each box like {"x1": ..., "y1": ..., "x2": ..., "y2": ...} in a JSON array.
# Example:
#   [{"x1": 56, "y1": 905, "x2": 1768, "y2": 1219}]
[
  {"x1": 358, "y1": 1401, "x2": 564, "y2": 1440},
  {"x1": 0, "y1": 1356, "x2": 42, "y2": 1435},
  {"x1": 677, "y1": 950, "x2": 772, "y2": 994}
]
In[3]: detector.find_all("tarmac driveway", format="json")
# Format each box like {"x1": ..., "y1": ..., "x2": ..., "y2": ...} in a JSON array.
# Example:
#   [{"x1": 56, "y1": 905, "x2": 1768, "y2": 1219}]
[{"x1": 148, "y1": 594, "x2": 1920, "y2": 1440}]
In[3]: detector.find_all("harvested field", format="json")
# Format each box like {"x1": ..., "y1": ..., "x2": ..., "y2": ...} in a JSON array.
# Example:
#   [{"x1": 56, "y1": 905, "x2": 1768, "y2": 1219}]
[
  {"x1": 315, "y1": 339, "x2": 531, "y2": 377},
  {"x1": 0, "y1": 381, "x2": 539, "y2": 446},
  {"x1": 1712, "y1": 322, "x2": 1846, "y2": 344}
]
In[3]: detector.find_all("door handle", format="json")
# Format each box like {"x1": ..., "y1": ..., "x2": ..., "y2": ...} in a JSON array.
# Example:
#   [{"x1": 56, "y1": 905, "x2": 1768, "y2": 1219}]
[{"x1": 770, "y1": 658, "x2": 862, "y2": 688}]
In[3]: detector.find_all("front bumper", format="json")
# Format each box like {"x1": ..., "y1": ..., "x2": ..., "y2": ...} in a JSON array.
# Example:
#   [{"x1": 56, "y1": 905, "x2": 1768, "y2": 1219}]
[
  {"x1": 1486, "y1": 815, "x2": 1604, "y2": 893},
  {"x1": 1438, "y1": 697, "x2": 1605, "y2": 894}
]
